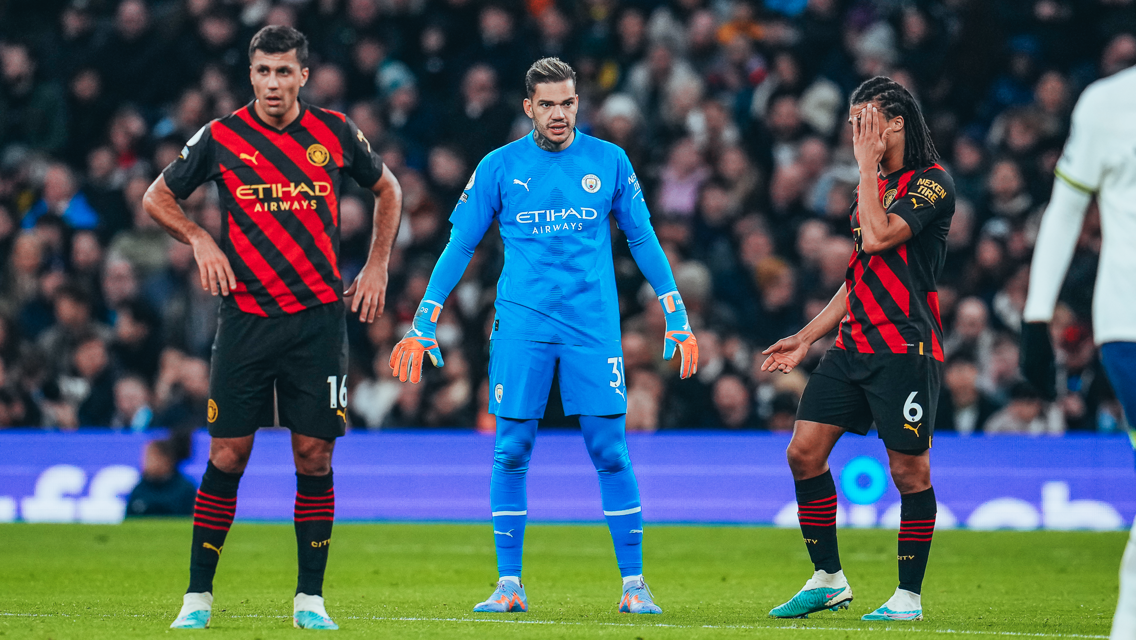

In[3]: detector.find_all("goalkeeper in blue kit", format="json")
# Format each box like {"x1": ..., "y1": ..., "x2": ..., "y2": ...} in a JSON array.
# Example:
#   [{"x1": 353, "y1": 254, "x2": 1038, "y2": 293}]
[{"x1": 389, "y1": 58, "x2": 698, "y2": 614}]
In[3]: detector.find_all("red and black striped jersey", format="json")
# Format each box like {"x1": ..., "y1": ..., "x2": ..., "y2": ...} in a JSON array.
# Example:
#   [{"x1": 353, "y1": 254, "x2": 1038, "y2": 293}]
[
  {"x1": 162, "y1": 101, "x2": 384, "y2": 317},
  {"x1": 836, "y1": 163, "x2": 955, "y2": 361}
]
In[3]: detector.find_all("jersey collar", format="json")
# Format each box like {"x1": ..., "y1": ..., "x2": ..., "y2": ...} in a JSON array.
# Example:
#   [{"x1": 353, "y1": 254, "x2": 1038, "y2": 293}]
[
  {"x1": 246, "y1": 99, "x2": 308, "y2": 134},
  {"x1": 526, "y1": 127, "x2": 580, "y2": 154},
  {"x1": 878, "y1": 165, "x2": 909, "y2": 182}
]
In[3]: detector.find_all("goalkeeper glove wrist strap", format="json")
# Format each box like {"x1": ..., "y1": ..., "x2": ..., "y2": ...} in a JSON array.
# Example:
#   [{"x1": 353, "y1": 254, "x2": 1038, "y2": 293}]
[{"x1": 412, "y1": 300, "x2": 443, "y2": 333}]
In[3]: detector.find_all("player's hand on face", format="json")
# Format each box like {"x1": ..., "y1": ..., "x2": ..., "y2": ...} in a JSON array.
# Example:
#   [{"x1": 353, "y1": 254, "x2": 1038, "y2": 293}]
[
  {"x1": 190, "y1": 232, "x2": 237, "y2": 296},
  {"x1": 760, "y1": 335, "x2": 809, "y2": 374},
  {"x1": 852, "y1": 104, "x2": 887, "y2": 169},
  {"x1": 345, "y1": 263, "x2": 388, "y2": 323}
]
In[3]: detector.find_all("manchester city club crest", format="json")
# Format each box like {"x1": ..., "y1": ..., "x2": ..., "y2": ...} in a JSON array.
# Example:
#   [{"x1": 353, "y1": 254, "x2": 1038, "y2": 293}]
[
  {"x1": 307, "y1": 143, "x2": 330, "y2": 167},
  {"x1": 494, "y1": 384, "x2": 504, "y2": 402},
  {"x1": 465, "y1": 170, "x2": 476, "y2": 190},
  {"x1": 883, "y1": 188, "x2": 897, "y2": 207},
  {"x1": 581, "y1": 174, "x2": 601, "y2": 193}
]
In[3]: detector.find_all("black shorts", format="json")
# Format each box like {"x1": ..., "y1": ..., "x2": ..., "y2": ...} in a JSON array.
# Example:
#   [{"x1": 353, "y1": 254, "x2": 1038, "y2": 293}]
[
  {"x1": 208, "y1": 301, "x2": 348, "y2": 439},
  {"x1": 797, "y1": 348, "x2": 941, "y2": 453}
]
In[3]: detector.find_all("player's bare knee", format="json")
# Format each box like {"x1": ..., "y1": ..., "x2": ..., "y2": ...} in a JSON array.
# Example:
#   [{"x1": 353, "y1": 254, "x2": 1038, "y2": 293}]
[
  {"x1": 209, "y1": 438, "x2": 252, "y2": 473},
  {"x1": 294, "y1": 449, "x2": 332, "y2": 475},
  {"x1": 785, "y1": 442, "x2": 822, "y2": 478},
  {"x1": 888, "y1": 452, "x2": 930, "y2": 494},
  {"x1": 296, "y1": 458, "x2": 331, "y2": 476},
  {"x1": 210, "y1": 448, "x2": 250, "y2": 474},
  {"x1": 292, "y1": 436, "x2": 334, "y2": 475}
]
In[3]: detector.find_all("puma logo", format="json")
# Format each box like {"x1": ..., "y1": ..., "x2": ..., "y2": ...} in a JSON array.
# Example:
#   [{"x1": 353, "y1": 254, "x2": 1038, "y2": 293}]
[
  {"x1": 910, "y1": 197, "x2": 919, "y2": 208},
  {"x1": 336, "y1": 409, "x2": 346, "y2": 422},
  {"x1": 513, "y1": 178, "x2": 531, "y2": 191},
  {"x1": 904, "y1": 423, "x2": 921, "y2": 437},
  {"x1": 240, "y1": 151, "x2": 260, "y2": 165},
  {"x1": 203, "y1": 542, "x2": 223, "y2": 556},
  {"x1": 493, "y1": 529, "x2": 515, "y2": 538},
  {"x1": 615, "y1": 388, "x2": 626, "y2": 400}
]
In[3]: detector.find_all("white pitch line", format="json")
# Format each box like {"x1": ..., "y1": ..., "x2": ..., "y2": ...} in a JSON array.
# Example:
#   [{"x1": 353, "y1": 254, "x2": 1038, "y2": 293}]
[
  {"x1": 0, "y1": 612, "x2": 1108, "y2": 638},
  {"x1": 354, "y1": 616, "x2": 1107, "y2": 638}
]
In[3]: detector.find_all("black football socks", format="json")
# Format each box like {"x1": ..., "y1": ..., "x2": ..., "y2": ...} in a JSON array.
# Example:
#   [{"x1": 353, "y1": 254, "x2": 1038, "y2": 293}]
[
  {"x1": 898, "y1": 486, "x2": 936, "y2": 594},
  {"x1": 188, "y1": 462, "x2": 242, "y2": 594},
  {"x1": 795, "y1": 469, "x2": 841, "y2": 573},
  {"x1": 295, "y1": 471, "x2": 335, "y2": 596}
]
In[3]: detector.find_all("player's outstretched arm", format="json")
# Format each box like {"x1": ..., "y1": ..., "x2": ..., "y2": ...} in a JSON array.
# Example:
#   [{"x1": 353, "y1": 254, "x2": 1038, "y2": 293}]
[
  {"x1": 761, "y1": 284, "x2": 847, "y2": 374},
  {"x1": 390, "y1": 152, "x2": 499, "y2": 383},
  {"x1": 388, "y1": 228, "x2": 484, "y2": 383},
  {"x1": 347, "y1": 165, "x2": 403, "y2": 323},
  {"x1": 142, "y1": 175, "x2": 236, "y2": 297}
]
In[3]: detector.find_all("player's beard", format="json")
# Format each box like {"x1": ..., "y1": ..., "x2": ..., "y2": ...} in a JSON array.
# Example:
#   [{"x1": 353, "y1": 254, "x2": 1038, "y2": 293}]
[{"x1": 533, "y1": 117, "x2": 573, "y2": 152}]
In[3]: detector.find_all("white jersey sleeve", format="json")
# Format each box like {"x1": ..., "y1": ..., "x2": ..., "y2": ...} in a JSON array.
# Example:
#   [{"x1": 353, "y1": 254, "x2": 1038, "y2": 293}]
[
  {"x1": 1053, "y1": 89, "x2": 1110, "y2": 195},
  {"x1": 1024, "y1": 67, "x2": 1136, "y2": 344}
]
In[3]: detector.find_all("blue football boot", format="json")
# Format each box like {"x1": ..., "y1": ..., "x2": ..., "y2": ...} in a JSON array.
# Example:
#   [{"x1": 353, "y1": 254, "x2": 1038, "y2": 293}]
[
  {"x1": 769, "y1": 570, "x2": 853, "y2": 618},
  {"x1": 861, "y1": 588, "x2": 923, "y2": 621},
  {"x1": 473, "y1": 580, "x2": 528, "y2": 613},
  {"x1": 619, "y1": 577, "x2": 662, "y2": 614},
  {"x1": 170, "y1": 593, "x2": 212, "y2": 629},
  {"x1": 293, "y1": 594, "x2": 339, "y2": 630}
]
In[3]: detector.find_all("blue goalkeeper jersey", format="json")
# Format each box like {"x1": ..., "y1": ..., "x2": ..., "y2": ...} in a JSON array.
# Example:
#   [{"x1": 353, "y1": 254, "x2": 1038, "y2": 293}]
[{"x1": 451, "y1": 131, "x2": 651, "y2": 347}]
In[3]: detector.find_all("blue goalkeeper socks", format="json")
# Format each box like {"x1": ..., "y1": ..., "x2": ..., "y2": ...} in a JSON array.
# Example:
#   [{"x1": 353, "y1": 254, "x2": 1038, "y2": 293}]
[
  {"x1": 580, "y1": 414, "x2": 644, "y2": 577},
  {"x1": 490, "y1": 415, "x2": 643, "y2": 578},
  {"x1": 490, "y1": 417, "x2": 538, "y2": 578}
]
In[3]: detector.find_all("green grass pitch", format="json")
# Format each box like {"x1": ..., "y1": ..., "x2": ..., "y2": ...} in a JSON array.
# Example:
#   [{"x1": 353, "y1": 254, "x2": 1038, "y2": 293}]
[{"x1": 0, "y1": 520, "x2": 1125, "y2": 639}]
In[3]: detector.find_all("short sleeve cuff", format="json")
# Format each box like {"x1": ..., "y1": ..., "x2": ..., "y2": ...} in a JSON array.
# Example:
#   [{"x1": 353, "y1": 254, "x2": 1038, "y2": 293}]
[
  {"x1": 890, "y1": 204, "x2": 925, "y2": 236},
  {"x1": 161, "y1": 170, "x2": 196, "y2": 200},
  {"x1": 1054, "y1": 165, "x2": 1096, "y2": 195}
]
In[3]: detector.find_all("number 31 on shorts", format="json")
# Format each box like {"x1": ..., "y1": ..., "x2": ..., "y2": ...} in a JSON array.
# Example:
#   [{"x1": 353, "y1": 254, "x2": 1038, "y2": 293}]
[{"x1": 607, "y1": 357, "x2": 625, "y2": 388}]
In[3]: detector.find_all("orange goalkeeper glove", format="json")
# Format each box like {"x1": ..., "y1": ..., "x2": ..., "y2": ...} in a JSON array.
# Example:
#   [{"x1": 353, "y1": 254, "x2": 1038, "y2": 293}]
[
  {"x1": 660, "y1": 291, "x2": 698, "y2": 379},
  {"x1": 389, "y1": 300, "x2": 445, "y2": 384}
]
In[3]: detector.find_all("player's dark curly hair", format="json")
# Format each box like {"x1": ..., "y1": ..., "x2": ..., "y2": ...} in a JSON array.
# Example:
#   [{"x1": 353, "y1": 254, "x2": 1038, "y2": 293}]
[
  {"x1": 248, "y1": 25, "x2": 309, "y2": 67},
  {"x1": 850, "y1": 76, "x2": 939, "y2": 169},
  {"x1": 525, "y1": 57, "x2": 577, "y2": 98}
]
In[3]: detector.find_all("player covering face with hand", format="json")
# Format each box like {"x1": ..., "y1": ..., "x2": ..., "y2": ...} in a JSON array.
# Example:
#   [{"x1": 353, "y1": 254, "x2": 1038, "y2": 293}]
[
  {"x1": 390, "y1": 57, "x2": 697, "y2": 614},
  {"x1": 763, "y1": 76, "x2": 955, "y2": 622}
]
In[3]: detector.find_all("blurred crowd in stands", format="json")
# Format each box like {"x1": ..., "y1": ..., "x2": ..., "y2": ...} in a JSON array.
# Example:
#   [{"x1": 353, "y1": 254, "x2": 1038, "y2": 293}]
[{"x1": 1, "y1": 0, "x2": 1134, "y2": 434}]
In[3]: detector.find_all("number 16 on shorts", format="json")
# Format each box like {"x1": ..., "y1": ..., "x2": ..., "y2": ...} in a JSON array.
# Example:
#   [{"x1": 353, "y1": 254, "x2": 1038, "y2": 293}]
[{"x1": 327, "y1": 375, "x2": 348, "y2": 409}]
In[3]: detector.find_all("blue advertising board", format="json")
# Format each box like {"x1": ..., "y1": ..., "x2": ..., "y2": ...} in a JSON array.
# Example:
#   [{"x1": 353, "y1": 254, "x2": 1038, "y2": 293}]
[{"x1": 0, "y1": 431, "x2": 1132, "y2": 529}]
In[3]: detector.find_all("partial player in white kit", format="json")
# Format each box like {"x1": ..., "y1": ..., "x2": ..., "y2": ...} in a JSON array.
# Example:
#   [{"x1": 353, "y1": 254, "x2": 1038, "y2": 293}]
[{"x1": 1019, "y1": 64, "x2": 1136, "y2": 640}]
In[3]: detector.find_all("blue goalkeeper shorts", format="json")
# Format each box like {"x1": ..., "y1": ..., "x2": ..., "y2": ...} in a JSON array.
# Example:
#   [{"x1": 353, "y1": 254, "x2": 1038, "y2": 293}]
[
  {"x1": 1101, "y1": 341, "x2": 1136, "y2": 434},
  {"x1": 488, "y1": 339, "x2": 628, "y2": 419}
]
